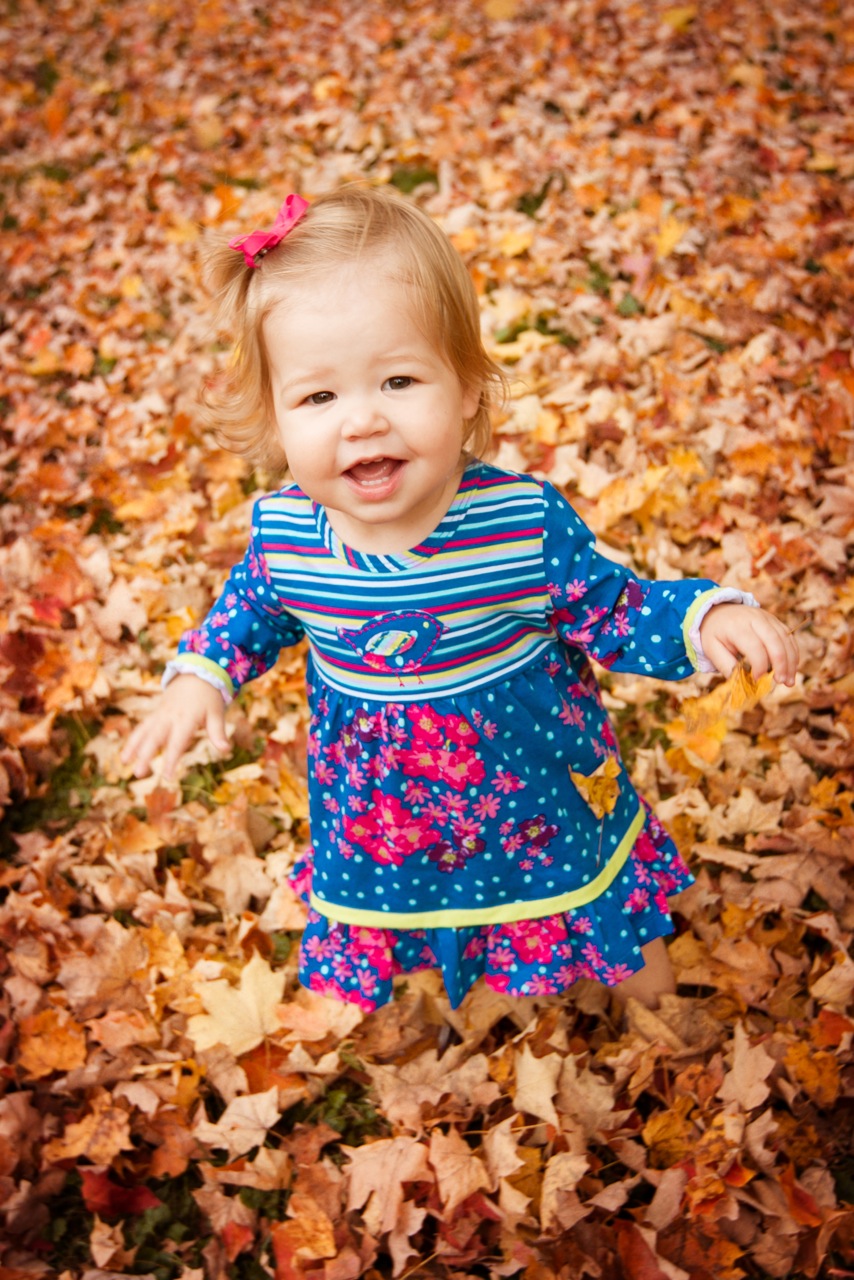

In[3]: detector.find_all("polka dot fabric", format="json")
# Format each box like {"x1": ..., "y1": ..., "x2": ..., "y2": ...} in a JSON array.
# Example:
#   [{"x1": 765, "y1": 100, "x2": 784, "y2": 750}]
[{"x1": 291, "y1": 804, "x2": 692, "y2": 1009}]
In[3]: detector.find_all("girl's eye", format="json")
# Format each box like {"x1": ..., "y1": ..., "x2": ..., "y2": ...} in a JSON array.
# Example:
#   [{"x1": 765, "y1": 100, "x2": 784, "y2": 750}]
[
  {"x1": 305, "y1": 391, "x2": 335, "y2": 405},
  {"x1": 384, "y1": 376, "x2": 414, "y2": 391}
]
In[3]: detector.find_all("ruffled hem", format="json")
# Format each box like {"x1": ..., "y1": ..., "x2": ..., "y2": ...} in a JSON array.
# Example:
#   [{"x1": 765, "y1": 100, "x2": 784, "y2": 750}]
[{"x1": 289, "y1": 805, "x2": 693, "y2": 1010}]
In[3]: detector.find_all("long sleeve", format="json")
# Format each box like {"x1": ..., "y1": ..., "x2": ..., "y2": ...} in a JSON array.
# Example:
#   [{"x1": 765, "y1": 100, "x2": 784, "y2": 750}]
[
  {"x1": 540, "y1": 480, "x2": 754, "y2": 680},
  {"x1": 164, "y1": 501, "x2": 305, "y2": 701}
]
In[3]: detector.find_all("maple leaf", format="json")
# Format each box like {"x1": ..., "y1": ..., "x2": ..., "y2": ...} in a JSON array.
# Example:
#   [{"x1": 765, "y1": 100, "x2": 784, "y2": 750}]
[
  {"x1": 41, "y1": 1089, "x2": 134, "y2": 1166},
  {"x1": 717, "y1": 1022, "x2": 776, "y2": 1112},
  {"x1": 569, "y1": 755, "x2": 621, "y2": 820},
  {"x1": 186, "y1": 950, "x2": 285, "y2": 1057},
  {"x1": 343, "y1": 1136, "x2": 433, "y2": 1237},
  {"x1": 429, "y1": 1128, "x2": 492, "y2": 1216},
  {"x1": 193, "y1": 1086, "x2": 280, "y2": 1160},
  {"x1": 16, "y1": 1006, "x2": 88, "y2": 1079}
]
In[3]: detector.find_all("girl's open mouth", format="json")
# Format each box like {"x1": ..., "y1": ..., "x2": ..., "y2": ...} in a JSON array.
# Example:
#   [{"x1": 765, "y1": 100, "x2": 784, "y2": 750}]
[{"x1": 345, "y1": 458, "x2": 405, "y2": 495}]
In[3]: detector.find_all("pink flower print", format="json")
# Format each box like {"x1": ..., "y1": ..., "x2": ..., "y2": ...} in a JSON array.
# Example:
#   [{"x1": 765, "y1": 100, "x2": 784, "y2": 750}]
[
  {"x1": 185, "y1": 630, "x2": 209, "y2": 655},
  {"x1": 209, "y1": 611, "x2": 230, "y2": 628},
  {"x1": 248, "y1": 546, "x2": 272, "y2": 583},
  {"x1": 559, "y1": 700, "x2": 584, "y2": 728},
  {"x1": 315, "y1": 761, "x2": 337, "y2": 785},
  {"x1": 442, "y1": 747, "x2": 485, "y2": 790},
  {"x1": 525, "y1": 974, "x2": 558, "y2": 996},
  {"x1": 367, "y1": 755, "x2": 387, "y2": 779},
  {"x1": 379, "y1": 743, "x2": 399, "y2": 770},
  {"x1": 566, "y1": 579, "x2": 587, "y2": 601},
  {"x1": 316, "y1": 697, "x2": 329, "y2": 716},
  {"x1": 471, "y1": 710, "x2": 483, "y2": 727},
  {"x1": 358, "y1": 970, "x2": 379, "y2": 999},
  {"x1": 498, "y1": 918, "x2": 563, "y2": 965},
  {"x1": 343, "y1": 791, "x2": 441, "y2": 867},
  {"x1": 347, "y1": 796, "x2": 366, "y2": 813},
  {"x1": 499, "y1": 819, "x2": 514, "y2": 836},
  {"x1": 546, "y1": 658, "x2": 562, "y2": 677},
  {"x1": 451, "y1": 813, "x2": 481, "y2": 841},
  {"x1": 516, "y1": 815, "x2": 558, "y2": 848},
  {"x1": 327, "y1": 740, "x2": 346, "y2": 766},
  {"x1": 463, "y1": 935, "x2": 488, "y2": 959},
  {"x1": 570, "y1": 915, "x2": 593, "y2": 934},
  {"x1": 401, "y1": 745, "x2": 443, "y2": 785},
  {"x1": 485, "y1": 942, "x2": 516, "y2": 971},
  {"x1": 653, "y1": 884, "x2": 669, "y2": 913},
  {"x1": 307, "y1": 732, "x2": 320, "y2": 759},
  {"x1": 555, "y1": 962, "x2": 581, "y2": 987},
  {"x1": 346, "y1": 762, "x2": 367, "y2": 789},
  {"x1": 309, "y1": 972, "x2": 376, "y2": 1011},
  {"x1": 473, "y1": 793, "x2": 500, "y2": 821},
  {"x1": 541, "y1": 855, "x2": 554, "y2": 868},
  {"x1": 445, "y1": 714, "x2": 479, "y2": 747},
  {"x1": 304, "y1": 934, "x2": 334, "y2": 961},
  {"x1": 332, "y1": 955, "x2": 354, "y2": 981},
  {"x1": 441, "y1": 792, "x2": 469, "y2": 818},
  {"x1": 633, "y1": 862, "x2": 652, "y2": 886},
  {"x1": 404, "y1": 779, "x2": 431, "y2": 805},
  {"x1": 423, "y1": 799, "x2": 448, "y2": 826},
  {"x1": 519, "y1": 858, "x2": 535, "y2": 871},
  {"x1": 615, "y1": 612, "x2": 631, "y2": 637},
  {"x1": 350, "y1": 928, "x2": 395, "y2": 980},
  {"x1": 501, "y1": 833, "x2": 524, "y2": 855},
  {"x1": 227, "y1": 647, "x2": 254, "y2": 683},
  {"x1": 224, "y1": 593, "x2": 238, "y2": 608},
  {"x1": 633, "y1": 832, "x2": 658, "y2": 863},
  {"x1": 492, "y1": 767, "x2": 525, "y2": 794},
  {"x1": 338, "y1": 839, "x2": 356, "y2": 859},
  {"x1": 602, "y1": 720, "x2": 617, "y2": 748},
  {"x1": 323, "y1": 797, "x2": 340, "y2": 813},
  {"x1": 582, "y1": 941, "x2": 604, "y2": 969},
  {"x1": 485, "y1": 974, "x2": 511, "y2": 993},
  {"x1": 407, "y1": 704, "x2": 446, "y2": 747},
  {"x1": 605, "y1": 963, "x2": 635, "y2": 984}
]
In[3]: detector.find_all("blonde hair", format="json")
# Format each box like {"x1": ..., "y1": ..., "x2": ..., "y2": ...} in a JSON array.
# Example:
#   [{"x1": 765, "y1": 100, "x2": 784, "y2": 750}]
[{"x1": 200, "y1": 185, "x2": 506, "y2": 472}]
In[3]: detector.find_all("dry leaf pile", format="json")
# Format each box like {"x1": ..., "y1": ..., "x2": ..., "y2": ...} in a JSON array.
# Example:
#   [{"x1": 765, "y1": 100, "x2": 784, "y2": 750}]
[{"x1": 0, "y1": 0, "x2": 852, "y2": 1277}]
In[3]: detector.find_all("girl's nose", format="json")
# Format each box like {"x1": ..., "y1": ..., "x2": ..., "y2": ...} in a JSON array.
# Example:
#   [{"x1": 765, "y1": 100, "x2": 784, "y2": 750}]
[{"x1": 341, "y1": 399, "x2": 389, "y2": 438}]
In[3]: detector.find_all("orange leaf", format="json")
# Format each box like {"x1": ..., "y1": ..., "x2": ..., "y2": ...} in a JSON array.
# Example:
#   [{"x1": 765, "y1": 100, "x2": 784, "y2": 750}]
[
  {"x1": 17, "y1": 1007, "x2": 87, "y2": 1079},
  {"x1": 222, "y1": 1221, "x2": 255, "y2": 1262},
  {"x1": 780, "y1": 1164, "x2": 824, "y2": 1227},
  {"x1": 42, "y1": 1090, "x2": 134, "y2": 1166}
]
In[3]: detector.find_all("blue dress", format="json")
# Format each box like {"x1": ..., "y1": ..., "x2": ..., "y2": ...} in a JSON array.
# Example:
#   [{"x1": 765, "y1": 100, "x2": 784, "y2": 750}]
[{"x1": 167, "y1": 463, "x2": 746, "y2": 1008}]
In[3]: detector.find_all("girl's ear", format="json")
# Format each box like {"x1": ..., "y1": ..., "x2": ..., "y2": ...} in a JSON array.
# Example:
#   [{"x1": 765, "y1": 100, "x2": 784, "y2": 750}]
[{"x1": 462, "y1": 381, "x2": 482, "y2": 421}]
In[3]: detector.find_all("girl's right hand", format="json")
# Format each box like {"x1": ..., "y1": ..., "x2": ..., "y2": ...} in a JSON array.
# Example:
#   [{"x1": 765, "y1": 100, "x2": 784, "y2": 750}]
[{"x1": 121, "y1": 674, "x2": 230, "y2": 779}]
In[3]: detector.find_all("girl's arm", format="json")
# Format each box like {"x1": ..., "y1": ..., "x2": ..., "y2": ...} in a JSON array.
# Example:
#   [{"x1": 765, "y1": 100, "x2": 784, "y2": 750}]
[
  {"x1": 541, "y1": 481, "x2": 794, "y2": 682},
  {"x1": 123, "y1": 500, "x2": 305, "y2": 776}
]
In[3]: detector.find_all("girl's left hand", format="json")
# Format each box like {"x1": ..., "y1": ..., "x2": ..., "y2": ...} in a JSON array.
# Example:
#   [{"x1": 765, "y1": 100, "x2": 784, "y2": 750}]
[{"x1": 699, "y1": 603, "x2": 799, "y2": 687}]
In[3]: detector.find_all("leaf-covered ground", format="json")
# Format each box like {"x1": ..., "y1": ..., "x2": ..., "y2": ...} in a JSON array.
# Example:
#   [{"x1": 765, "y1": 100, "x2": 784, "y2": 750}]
[{"x1": 1, "y1": 0, "x2": 853, "y2": 1277}]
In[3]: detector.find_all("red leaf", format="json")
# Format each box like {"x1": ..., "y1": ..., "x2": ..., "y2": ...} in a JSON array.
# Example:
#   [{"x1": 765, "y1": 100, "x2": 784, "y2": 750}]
[
  {"x1": 80, "y1": 1168, "x2": 162, "y2": 1218},
  {"x1": 222, "y1": 1221, "x2": 255, "y2": 1261},
  {"x1": 615, "y1": 1222, "x2": 671, "y2": 1280}
]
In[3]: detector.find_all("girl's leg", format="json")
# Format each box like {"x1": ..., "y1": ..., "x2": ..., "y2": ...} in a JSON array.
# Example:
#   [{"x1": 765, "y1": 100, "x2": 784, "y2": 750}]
[{"x1": 612, "y1": 936, "x2": 676, "y2": 1009}]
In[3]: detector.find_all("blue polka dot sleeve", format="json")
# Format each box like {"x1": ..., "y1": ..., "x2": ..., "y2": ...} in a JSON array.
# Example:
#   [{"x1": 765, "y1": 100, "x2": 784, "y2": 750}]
[
  {"x1": 169, "y1": 501, "x2": 305, "y2": 700},
  {"x1": 541, "y1": 481, "x2": 719, "y2": 680}
]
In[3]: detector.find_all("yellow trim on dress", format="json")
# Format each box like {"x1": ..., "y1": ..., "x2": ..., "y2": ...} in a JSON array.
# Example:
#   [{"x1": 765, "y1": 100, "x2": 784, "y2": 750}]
[
  {"x1": 681, "y1": 588, "x2": 724, "y2": 670},
  {"x1": 171, "y1": 653, "x2": 235, "y2": 698},
  {"x1": 309, "y1": 804, "x2": 646, "y2": 929}
]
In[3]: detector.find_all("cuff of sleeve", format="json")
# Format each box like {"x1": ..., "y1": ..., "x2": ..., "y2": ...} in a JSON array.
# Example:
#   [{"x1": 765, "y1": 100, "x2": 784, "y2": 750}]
[
  {"x1": 683, "y1": 588, "x2": 760, "y2": 672},
  {"x1": 163, "y1": 656, "x2": 235, "y2": 703}
]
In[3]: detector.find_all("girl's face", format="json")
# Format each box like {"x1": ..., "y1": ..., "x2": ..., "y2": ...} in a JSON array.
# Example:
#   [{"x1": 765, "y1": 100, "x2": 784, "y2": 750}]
[{"x1": 264, "y1": 261, "x2": 480, "y2": 555}]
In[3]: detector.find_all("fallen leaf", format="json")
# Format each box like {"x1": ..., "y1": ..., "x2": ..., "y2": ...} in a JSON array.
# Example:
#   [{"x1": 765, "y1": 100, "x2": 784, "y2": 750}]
[{"x1": 187, "y1": 951, "x2": 285, "y2": 1057}]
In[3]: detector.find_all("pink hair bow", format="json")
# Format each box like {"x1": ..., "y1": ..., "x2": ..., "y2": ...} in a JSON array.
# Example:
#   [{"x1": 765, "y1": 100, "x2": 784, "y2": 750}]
[{"x1": 228, "y1": 193, "x2": 309, "y2": 268}]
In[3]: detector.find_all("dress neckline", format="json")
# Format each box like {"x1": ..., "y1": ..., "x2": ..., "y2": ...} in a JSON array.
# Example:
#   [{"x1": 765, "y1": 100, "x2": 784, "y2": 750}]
[{"x1": 313, "y1": 461, "x2": 480, "y2": 574}]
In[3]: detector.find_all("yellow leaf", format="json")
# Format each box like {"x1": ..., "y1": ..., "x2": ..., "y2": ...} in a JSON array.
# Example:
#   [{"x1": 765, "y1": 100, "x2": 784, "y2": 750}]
[
  {"x1": 498, "y1": 228, "x2": 534, "y2": 258},
  {"x1": 483, "y1": 0, "x2": 520, "y2": 17},
  {"x1": 594, "y1": 465, "x2": 670, "y2": 528},
  {"x1": 679, "y1": 660, "x2": 774, "y2": 735},
  {"x1": 805, "y1": 150, "x2": 838, "y2": 172},
  {"x1": 662, "y1": 6, "x2": 696, "y2": 30},
  {"x1": 785, "y1": 1041, "x2": 840, "y2": 1107},
  {"x1": 186, "y1": 951, "x2": 285, "y2": 1057},
  {"x1": 570, "y1": 756, "x2": 621, "y2": 820},
  {"x1": 42, "y1": 1090, "x2": 134, "y2": 1166},
  {"x1": 728, "y1": 62, "x2": 765, "y2": 88},
  {"x1": 652, "y1": 214, "x2": 687, "y2": 259}
]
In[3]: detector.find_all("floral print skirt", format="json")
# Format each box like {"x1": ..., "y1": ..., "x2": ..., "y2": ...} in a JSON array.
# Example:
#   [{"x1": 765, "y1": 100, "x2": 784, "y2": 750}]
[{"x1": 289, "y1": 804, "x2": 693, "y2": 1011}]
